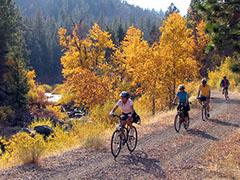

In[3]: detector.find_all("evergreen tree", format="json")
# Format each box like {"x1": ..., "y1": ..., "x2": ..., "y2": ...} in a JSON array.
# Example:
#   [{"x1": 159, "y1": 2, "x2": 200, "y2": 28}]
[
  {"x1": 0, "y1": 0, "x2": 29, "y2": 124},
  {"x1": 116, "y1": 24, "x2": 125, "y2": 45},
  {"x1": 165, "y1": 3, "x2": 180, "y2": 18},
  {"x1": 194, "y1": 0, "x2": 240, "y2": 56}
]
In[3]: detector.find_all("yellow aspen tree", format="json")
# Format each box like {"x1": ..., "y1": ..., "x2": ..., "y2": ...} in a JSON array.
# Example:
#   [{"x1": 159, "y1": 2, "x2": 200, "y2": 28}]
[
  {"x1": 26, "y1": 70, "x2": 46, "y2": 105},
  {"x1": 195, "y1": 20, "x2": 210, "y2": 76},
  {"x1": 159, "y1": 13, "x2": 198, "y2": 105},
  {"x1": 58, "y1": 23, "x2": 114, "y2": 107},
  {"x1": 116, "y1": 26, "x2": 164, "y2": 114}
]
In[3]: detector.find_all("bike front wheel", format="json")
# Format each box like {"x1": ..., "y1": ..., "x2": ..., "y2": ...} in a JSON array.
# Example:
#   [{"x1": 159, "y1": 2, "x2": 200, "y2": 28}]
[
  {"x1": 174, "y1": 114, "x2": 182, "y2": 132},
  {"x1": 111, "y1": 130, "x2": 122, "y2": 158},
  {"x1": 127, "y1": 126, "x2": 137, "y2": 152}
]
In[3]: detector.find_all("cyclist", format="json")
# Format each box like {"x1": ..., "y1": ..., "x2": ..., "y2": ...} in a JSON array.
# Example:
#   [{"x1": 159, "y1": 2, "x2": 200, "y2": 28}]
[
  {"x1": 220, "y1": 76, "x2": 230, "y2": 97},
  {"x1": 172, "y1": 84, "x2": 190, "y2": 120},
  {"x1": 197, "y1": 78, "x2": 211, "y2": 117},
  {"x1": 109, "y1": 91, "x2": 134, "y2": 128}
]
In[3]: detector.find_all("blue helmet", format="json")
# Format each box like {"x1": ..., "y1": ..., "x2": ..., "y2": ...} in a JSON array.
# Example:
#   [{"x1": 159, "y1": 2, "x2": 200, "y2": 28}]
[{"x1": 120, "y1": 91, "x2": 129, "y2": 98}]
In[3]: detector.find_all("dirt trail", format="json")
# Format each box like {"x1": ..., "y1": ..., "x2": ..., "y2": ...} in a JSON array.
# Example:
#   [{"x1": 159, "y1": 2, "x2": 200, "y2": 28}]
[{"x1": 1, "y1": 91, "x2": 240, "y2": 179}]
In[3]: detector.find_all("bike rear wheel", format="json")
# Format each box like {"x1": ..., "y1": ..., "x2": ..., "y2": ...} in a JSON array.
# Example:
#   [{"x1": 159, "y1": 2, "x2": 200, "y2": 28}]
[
  {"x1": 204, "y1": 106, "x2": 209, "y2": 120},
  {"x1": 202, "y1": 106, "x2": 206, "y2": 121},
  {"x1": 111, "y1": 130, "x2": 122, "y2": 158},
  {"x1": 184, "y1": 116, "x2": 190, "y2": 130},
  {"x1": 224, "y1": 89, "x2": 228, "y2": 100},
  {"x1": 127, "y1": 126, "x2": 137, "y2": 152},
  {"x1": 174, "y1": 114, "x2": 182, "y2": 132}
]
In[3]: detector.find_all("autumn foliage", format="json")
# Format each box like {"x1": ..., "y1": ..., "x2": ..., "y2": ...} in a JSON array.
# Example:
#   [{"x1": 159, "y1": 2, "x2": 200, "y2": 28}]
[
  {"x1": 58, "y1": 13, "x2": 204, "y2": 115},
  {"x1": 58, "y1": 23, "x2": 115, "y2": 107}
]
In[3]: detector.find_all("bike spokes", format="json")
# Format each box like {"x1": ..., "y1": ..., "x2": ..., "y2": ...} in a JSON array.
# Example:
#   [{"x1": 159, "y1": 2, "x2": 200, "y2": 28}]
[
  {"x1": 174, "y1": 115, "x2": 182, "y2": 132},
  {"x1": 111, "y1": 130, "x2": 122, "y2": 158}
]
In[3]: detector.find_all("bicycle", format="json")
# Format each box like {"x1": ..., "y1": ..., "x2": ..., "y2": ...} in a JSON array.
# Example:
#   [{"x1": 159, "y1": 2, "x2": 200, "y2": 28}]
[
  {"x1": 173, "y1": 103, "x2": 190, "y2": 133},
  {"x1": 197, "y1": 97, "x2": 209, "y2": 121},
  {"x1": 110, "y1": 114, "x2": 138, "y2": 158},
  {"x1": 222, "y1": 87, "x2": 229, "y2": 100}
]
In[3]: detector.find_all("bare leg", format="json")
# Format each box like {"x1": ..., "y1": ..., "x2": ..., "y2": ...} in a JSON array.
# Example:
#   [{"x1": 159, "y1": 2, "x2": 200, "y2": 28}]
[{"x1": 127, "y1": 118, "x2": 133, "y2": 128}]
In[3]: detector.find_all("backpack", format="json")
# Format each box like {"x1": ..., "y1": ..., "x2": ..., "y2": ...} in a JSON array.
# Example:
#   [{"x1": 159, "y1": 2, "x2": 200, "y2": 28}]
[{"x1": 132, "y1": 111, "x2": 141, "y2": 124}]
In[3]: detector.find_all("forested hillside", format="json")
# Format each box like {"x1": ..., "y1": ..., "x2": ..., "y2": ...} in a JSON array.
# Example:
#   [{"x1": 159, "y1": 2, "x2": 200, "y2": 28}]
[{"x1": 14, "y1": 0, "x2": 165, "y2": 84}]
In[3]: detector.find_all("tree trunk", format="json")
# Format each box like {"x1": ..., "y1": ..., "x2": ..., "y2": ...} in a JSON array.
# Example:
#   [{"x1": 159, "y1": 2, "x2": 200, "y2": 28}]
[{"x1": 152, "y1": 94, "x2": 156, "y2": 115}]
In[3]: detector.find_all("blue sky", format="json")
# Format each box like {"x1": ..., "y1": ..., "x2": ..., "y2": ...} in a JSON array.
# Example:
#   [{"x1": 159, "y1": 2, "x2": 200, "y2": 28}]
[{"x1": 126, "y1": 0, "x2": 191, "y2": 15}]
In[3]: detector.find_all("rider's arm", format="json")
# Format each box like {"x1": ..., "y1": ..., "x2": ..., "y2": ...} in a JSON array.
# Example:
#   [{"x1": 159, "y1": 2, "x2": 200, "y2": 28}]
[
  {"x1": 220, "y1": 80, "x2": 223, "y2": 87},
  {"x1": 186, "y1": 94, "x2": 189, "y2": 104},
  {"x1": 172, "y1": 95, "x2": 178, "y2": 104},
  {"x1": 109, "y1": 105, "x2": 118, "y2": 116},
  {"x1": 197, "y1": 89, "x2": 200, "y2": 98}
]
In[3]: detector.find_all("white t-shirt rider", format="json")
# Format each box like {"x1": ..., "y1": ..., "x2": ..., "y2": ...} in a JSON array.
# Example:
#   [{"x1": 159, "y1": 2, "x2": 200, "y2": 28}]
[{"x1": 116, "y1": 98, "x2": 133, "y2": 114}]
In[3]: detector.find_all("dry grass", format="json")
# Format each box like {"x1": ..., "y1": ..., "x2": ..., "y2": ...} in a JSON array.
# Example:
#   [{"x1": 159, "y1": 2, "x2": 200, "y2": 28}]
[{"x1": 0, "y1": 119, "x2": 110, "y2": 170}]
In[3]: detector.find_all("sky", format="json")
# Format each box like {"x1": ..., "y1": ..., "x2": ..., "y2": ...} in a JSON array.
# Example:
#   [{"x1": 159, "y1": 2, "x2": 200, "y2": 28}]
[{"x1": 126, "y1": 0, "x2": 191, "y2": 15}]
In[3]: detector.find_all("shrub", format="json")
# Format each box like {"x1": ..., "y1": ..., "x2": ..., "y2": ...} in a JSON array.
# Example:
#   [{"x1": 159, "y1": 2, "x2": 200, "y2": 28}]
[{"x1": 6, "y1": 132, "x2": 46, "y2": 165}]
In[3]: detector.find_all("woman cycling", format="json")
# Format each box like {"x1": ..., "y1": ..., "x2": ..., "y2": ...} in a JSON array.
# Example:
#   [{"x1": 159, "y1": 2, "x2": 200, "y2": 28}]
[
  {"x1": 109, "y1": 91, "x2": 134, "y2": 128},
  {"x1": 172, "y1": 84, "x2": 190, "y2": 120}
]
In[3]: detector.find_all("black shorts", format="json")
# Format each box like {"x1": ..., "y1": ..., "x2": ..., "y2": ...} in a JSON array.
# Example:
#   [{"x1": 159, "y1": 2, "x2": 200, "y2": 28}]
[
  {"x1": 120, "y1": 113, "x2": 132, "y2": 121},
  {"x1": 120, "y1": 111, "x2": 140, "y2": 123},
  {"x1": 199, "y1": 96, "x2": 207, "y2": 102}
]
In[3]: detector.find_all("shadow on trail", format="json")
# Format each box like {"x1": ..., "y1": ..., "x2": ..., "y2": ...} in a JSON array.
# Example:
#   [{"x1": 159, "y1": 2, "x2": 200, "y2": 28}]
[
  {"x1": 187, "y1": 129, "x2": 219, "y2": 141},
  {"x1": 118, "y1": 150, "x2": 166, "y2": 178},
  {"x1": 208, "y1": 118, "x2": 240, "y2": 128}
]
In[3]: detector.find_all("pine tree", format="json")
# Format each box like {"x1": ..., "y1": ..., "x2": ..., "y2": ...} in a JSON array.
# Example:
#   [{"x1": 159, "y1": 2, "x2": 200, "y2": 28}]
[
  {"x1": 165, "y1": 3, "x2": 180, "y2": 18},
  {"x1": 0, "y1": 0, "x2": 29, "y2": 124},
  {"x1": 194, "y1": 0, "x2": 240, "y2": 56}
]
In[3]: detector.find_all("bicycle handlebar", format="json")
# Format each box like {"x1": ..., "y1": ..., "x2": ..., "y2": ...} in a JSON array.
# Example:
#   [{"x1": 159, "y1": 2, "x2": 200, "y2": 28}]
[{"x1": 111, "y1": 114, "x2": 121, "y2": 119}]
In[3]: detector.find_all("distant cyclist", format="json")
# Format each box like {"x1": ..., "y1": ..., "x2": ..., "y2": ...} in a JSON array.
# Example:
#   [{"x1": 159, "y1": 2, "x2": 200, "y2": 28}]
[
  {"x1": 220, "y1": 76, "x2": 230, "y2": 97},
  {"x1": 109, "y1": 91, "x2": 135, "y2": 128},
  {"x1": 172, "y1": 84, "x2": 190, "y2": 120},
  {"x1": 197, "y1": 78, "x2": 211, "y2": 117}
]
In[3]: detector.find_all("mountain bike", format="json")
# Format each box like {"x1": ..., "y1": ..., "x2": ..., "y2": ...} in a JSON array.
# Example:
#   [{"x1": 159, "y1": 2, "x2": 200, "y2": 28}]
[
  {"x1": 197, "y1": 98, "x2": 209, "y2": 121},
  {"x1": 173, "y1": 103, "x2": 190, "y2": 133},
  {"x1": 110, "y1": 114, "x2": 138, "y2": 158}
]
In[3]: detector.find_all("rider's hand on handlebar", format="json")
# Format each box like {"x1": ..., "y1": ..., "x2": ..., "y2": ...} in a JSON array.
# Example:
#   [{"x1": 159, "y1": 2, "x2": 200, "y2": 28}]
[{"x1": 109, "y1": 111, "x2": 114, "y2": 117}]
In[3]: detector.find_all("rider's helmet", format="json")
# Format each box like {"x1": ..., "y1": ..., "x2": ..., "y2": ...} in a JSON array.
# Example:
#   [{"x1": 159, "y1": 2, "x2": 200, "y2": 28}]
[
  {"x1": 223, "y1": 76, "x2": 227, "y2": 79},
  {"x1": 178, "y1": 84, "x2": 185, "y2": 91},
  {"x1": 201, "y1": 78, "x2": 207, "y2": 84},
  {"x1": 120, "y1": 91, "x2": 130, "y2": 98}
]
